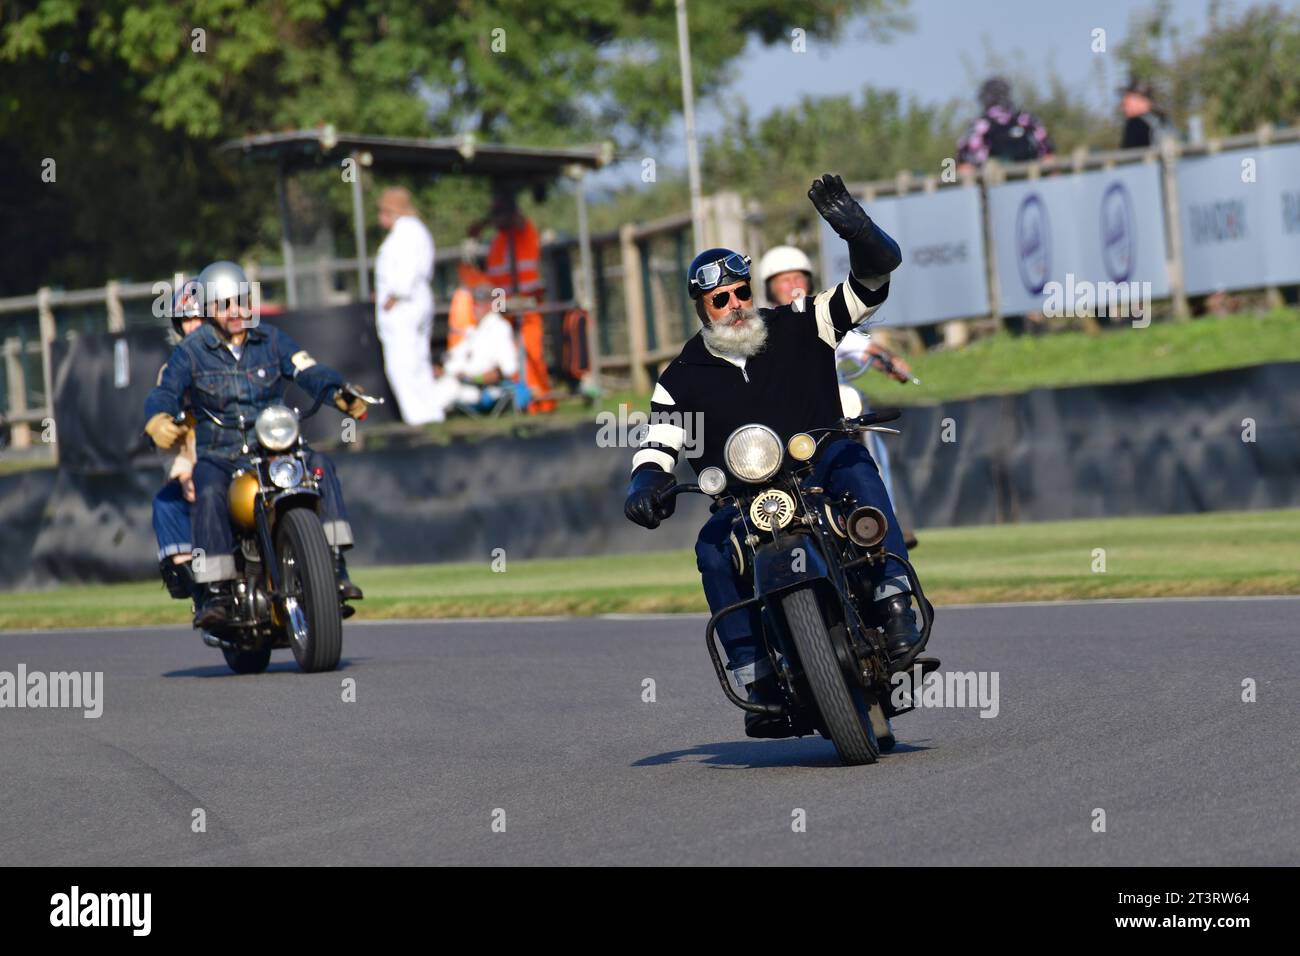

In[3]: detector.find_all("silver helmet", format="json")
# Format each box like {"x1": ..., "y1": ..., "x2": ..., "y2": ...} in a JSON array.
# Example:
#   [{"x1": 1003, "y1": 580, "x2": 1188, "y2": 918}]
[{"x1": 195, "y1": 260, "x2": 250, "y2": 316}]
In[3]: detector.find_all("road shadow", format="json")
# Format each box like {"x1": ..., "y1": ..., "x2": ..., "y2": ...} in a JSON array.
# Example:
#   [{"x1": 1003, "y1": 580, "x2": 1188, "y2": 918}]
[
  {"x1": 634, "y1": 737, "x2": 933, "y2": 770},
  {"x1": 162, "y1": 657, "x2": 362, "y2": 678}
]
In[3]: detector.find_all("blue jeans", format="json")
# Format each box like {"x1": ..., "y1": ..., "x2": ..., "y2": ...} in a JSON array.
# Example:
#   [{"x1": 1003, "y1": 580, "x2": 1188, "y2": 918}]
[
  {"x1": 191, "y1": 449, "x2": 352, "y2": 582},
  {"x1": 867, "y1": 431, "x2": 895, "y2": 506},
  {"x1": 695, "y1": 438, "x2": 911, "y2": 685},
  {"x1": 152, "y1": 480, "x2": 193, "y2": 561}
]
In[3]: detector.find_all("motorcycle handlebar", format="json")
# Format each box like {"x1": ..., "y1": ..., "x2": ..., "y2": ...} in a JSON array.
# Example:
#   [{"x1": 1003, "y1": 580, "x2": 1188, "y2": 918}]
[
  {"x1": 300, "y1": 390, "x2": 329, "y2": 421},
  {"x1": 652, "y1": 482, "x2": 700, "y2": 505},
  {"x1": 840, "y1": 407, "x2": 901, "y2": 429},
  {"x1": 645, "y1": 410, "x2": 905, "y2": 504}
]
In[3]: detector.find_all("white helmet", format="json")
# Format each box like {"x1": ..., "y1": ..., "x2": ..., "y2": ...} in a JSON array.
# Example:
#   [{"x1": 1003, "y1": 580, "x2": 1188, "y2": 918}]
[{"x1": 758, "y1": 245, "x2": 814, "y2": 284}]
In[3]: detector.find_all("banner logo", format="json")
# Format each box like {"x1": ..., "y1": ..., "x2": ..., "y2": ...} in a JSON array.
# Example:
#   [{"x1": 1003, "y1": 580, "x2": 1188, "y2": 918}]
[
  {"x1": 1015, "y1": 193, "x2": 1051, "y2": 294},
  {"x1": 1100, "y1": 181, "x2": 1135, "y2": 282}
]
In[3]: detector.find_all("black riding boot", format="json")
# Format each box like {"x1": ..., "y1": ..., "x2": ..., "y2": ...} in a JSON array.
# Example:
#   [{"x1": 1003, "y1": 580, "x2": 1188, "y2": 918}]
[
  {"x1": 159, "y1": 559, "x2": 196, "y2": 601},
  {"x1": 193, "y1": 581, "x2": 234, "y2": 630},
  {"x1": 335, "y1": 549, "x2": 363, "y2": 602},
  {"x1": 743, "y1": 675, "x2": 795, "y2": 739},
  {"x1": 879, "y1": 593, "x2": 921, "y2": 670}
]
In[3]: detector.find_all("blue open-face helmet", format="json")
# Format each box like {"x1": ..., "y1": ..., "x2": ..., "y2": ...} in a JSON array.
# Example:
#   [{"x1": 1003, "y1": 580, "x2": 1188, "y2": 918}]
[{"x1": 687, "y1": 248, "x2": 751, "y2": 299}]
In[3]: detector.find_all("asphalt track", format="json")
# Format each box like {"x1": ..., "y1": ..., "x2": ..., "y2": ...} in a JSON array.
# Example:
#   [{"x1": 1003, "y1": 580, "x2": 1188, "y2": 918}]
[{"x1": 1, "y1": 597, "x2": 1296, "y2": 866}]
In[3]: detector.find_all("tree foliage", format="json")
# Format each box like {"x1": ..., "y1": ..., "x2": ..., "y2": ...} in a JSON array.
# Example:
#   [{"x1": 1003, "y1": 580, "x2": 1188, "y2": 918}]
[
  {"x1": 0, "y1": 0, "x2": 900, "y2": 294},
  {"x1": 3, "y1": 0, "x2": 1298, "y2": 297},
  {"x1": 1119, "y1": 0, "x2": 1300, "y2": 137}
]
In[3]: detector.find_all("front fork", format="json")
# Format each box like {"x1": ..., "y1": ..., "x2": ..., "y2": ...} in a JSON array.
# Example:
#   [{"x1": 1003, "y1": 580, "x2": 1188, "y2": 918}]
[{"x1": 254, "y1": 496, "x2": 283, "y2": 595}]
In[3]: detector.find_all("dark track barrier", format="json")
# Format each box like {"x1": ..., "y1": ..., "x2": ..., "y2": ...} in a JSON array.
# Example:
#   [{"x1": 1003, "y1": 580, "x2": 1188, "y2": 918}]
[
  {"x1": 48, "y1": 304, "x2": 399, "y2": 474},
  {"x1": 2, "y1": 351, "x2": 1298, "y2": 589}
]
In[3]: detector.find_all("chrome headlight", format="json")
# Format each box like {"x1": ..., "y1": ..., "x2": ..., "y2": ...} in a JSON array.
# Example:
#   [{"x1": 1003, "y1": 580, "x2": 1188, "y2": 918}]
[
  {"x1": 268, "y1": 456, "x2": 305, "y2": 489},
  {"x1": 255, "y1": 404, "x2": 299, "y2": 451},
  {"x1": 723, "y1": 424, "x2": 783, "y2": 483}
]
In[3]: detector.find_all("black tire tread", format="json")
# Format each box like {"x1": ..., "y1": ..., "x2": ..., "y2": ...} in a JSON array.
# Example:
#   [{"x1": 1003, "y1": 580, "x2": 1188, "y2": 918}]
[
  {"x1": 782, "y1": 588, "x2": 878, "y2": 765},
  {"x1": 278, "y1": 508, "x2": 343, "y2": 673}
]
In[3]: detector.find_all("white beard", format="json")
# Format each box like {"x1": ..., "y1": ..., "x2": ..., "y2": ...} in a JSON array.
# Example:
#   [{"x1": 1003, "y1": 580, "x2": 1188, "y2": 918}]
[{"x1": 702, "y1": 307, "x2": 768, "y2": 358}]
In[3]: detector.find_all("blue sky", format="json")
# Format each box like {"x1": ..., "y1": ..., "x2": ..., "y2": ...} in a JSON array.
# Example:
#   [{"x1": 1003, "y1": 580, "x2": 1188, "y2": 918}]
[{"x1": 594, "y1": 0, "x2": 1296, "y2": 189}]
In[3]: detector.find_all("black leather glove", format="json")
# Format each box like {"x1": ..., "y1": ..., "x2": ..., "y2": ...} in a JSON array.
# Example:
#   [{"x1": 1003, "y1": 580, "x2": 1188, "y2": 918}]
[
  {"x1": 624, "y1": 467, "x2": 677, "y2": 530},
  {"x1": 809, "y1": 172, "x2": 870, "y2": 240},
  {"x1": 808, "y1": 172, "x2": 901, "y2": 279}
]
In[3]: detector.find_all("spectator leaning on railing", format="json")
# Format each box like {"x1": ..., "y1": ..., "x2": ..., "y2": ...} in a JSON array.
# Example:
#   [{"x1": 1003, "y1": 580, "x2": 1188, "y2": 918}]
[{"x1": 956, "y1": 76, "x2": 1055, "y2": 174}]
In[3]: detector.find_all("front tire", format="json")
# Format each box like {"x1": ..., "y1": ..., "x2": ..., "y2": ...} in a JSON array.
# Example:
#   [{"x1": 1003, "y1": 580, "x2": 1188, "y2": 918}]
[
  {"x1": 782, "y1": 588, "x2": 879, "y2": 766},
  {"x1": 276, "y1": 507, "x2": 343, "y2": 673}
]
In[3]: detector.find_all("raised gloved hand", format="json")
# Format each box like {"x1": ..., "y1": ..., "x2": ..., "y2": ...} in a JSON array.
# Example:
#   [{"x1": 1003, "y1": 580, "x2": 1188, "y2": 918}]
[
  {"x1": 624, "y1": 467, "x2": 677, "y2": 530},
  {"x1": 334, "y1": 386, "x2": 368, "y2": 420},
  {"x1": 808, "y1": 173, "x2": 870, "y2": 240},
  {"x1": 145, "y1": 412, "x2": 184, "y2": 450},
  {"x1": 808, "y1": 172, "x2": 901, "y2": 278}
]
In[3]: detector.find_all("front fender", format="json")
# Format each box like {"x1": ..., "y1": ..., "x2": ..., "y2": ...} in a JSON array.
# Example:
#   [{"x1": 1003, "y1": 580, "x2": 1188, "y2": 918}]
[
  {"x1": 753, "y1": 534, "x2": 830, "y2": 593},
  {"x1": 271, "y1": 487, "x2": 321, "y2": 515}
]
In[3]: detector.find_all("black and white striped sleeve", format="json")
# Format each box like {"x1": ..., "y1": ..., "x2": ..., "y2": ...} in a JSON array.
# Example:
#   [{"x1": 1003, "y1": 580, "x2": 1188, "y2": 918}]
[
  {"x1": 631, "y1": 380, "x2": 685, "y2": 475},
  {"x1": 811, "y1": 272, "x2": 890, "y2": 347}
]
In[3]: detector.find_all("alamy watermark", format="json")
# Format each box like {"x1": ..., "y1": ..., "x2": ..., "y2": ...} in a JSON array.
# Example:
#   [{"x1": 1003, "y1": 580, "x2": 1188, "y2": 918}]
[
  {"x1": 152, "y1": 278, "x2": 263, "y2": 326},
  {"x1": 1042, "y1": 273, "x2": 1151, "y2": 328},
  {"x1": 50, "y1": 886, "x2": 150, "y2": 935},
  {"x1": 0, "y1": 664, "x2": 103, "y2": 718},
  {"x1": 890, "y1": 665, "x2": 999, "y2": 718},
  {"x1": 595, "y1": 403, "x2": 704, "y2": 458}
]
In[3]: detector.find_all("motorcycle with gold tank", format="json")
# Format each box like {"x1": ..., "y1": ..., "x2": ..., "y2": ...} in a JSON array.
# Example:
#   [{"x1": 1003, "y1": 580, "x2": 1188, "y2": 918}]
[{"x1": 183, "y1": 387, "x2": 380, "y2": 675}]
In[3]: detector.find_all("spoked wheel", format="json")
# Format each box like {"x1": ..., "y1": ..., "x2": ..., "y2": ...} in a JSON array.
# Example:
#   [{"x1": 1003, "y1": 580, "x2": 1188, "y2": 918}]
[
  {"x1": 222, "y1": 645, "x2": 272, "y2": 675},
  {"x1": 276, "y1": 508, "x2": 343, "y2": 673},
  {"x1": 782, "y1": 587, "x2": 879, "y2": 766}
]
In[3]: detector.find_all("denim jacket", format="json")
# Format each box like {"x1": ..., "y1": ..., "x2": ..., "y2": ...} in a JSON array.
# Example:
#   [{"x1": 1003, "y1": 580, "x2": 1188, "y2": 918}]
[{"x1": 144, "y1": 322, "x2": 344, "y2": 461}]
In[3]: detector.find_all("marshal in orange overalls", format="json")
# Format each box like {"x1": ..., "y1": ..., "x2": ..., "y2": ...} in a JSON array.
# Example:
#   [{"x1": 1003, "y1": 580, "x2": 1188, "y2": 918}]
[{"x1": 485, "y1": 218, "x2": 555, "y2": 413}]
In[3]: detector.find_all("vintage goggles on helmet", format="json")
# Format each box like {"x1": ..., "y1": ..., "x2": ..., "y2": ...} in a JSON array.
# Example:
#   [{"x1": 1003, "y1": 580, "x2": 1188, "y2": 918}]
[{"x1": 690, "y1": 253, "x2": 751, "y2": 295}]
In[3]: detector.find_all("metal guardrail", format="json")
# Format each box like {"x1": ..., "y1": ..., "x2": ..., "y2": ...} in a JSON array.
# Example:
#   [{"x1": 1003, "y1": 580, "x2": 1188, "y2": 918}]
[{"x1": 5, "y1": 122, "x2": 1297, "y2": 436}]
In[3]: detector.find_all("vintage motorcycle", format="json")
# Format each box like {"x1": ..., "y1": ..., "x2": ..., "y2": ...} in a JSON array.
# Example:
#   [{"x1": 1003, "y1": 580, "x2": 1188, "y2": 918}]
[
  {"x1": 656, "y1": 409, "x2": 938, "y2": 766},
  {"x1": 179, "y1": 387, "x2": 380, "y2": 675}
]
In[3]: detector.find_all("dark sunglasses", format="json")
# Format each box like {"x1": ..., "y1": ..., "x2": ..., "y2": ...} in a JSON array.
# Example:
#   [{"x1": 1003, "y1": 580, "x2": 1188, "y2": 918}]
[{"x1": 710, "y1": 284, "x2": 752, "y2": 309}]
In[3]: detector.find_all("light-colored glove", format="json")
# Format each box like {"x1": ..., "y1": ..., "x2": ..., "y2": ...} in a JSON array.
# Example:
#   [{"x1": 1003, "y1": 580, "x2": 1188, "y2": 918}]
[
  {"x1": 334, "y1": 389, "x2": 368, "y2": 420},
  {"x1": 145, "y1": 413, "x2": 184, "y2": 450}
]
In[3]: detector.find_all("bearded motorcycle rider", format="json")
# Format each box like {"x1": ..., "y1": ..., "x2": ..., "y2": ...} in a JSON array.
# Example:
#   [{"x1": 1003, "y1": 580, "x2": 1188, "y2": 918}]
[
  {"x1": 143, "y1": 261, "x2": 369, "y2": 630},
  {"x1": 624, "y1": 173, "x2": 926, "y2": 739}
]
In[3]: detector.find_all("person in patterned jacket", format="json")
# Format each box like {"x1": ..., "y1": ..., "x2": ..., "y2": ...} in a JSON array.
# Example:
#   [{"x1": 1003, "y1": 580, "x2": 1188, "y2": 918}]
[{"x1": 956, "y1": 76, "x2": 1055, "y2": 173}]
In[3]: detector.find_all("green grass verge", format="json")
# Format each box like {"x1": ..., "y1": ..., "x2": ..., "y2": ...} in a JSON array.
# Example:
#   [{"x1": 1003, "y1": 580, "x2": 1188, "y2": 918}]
[
  {"x1": 854, "y1": 308, "x2": 1300, "y2": 406},
  {"x1": 3, "y1": 509, "x2": 1297, "y2": 631},
  {"x1": 356, "y1": 309, "x2": 1300, "y2": 446}
]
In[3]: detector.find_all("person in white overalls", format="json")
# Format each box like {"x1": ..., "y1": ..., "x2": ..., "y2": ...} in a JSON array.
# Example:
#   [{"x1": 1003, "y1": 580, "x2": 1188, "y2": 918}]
[{"x1": 375, "y1": 187, "x2": 443, "y2": 424}]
